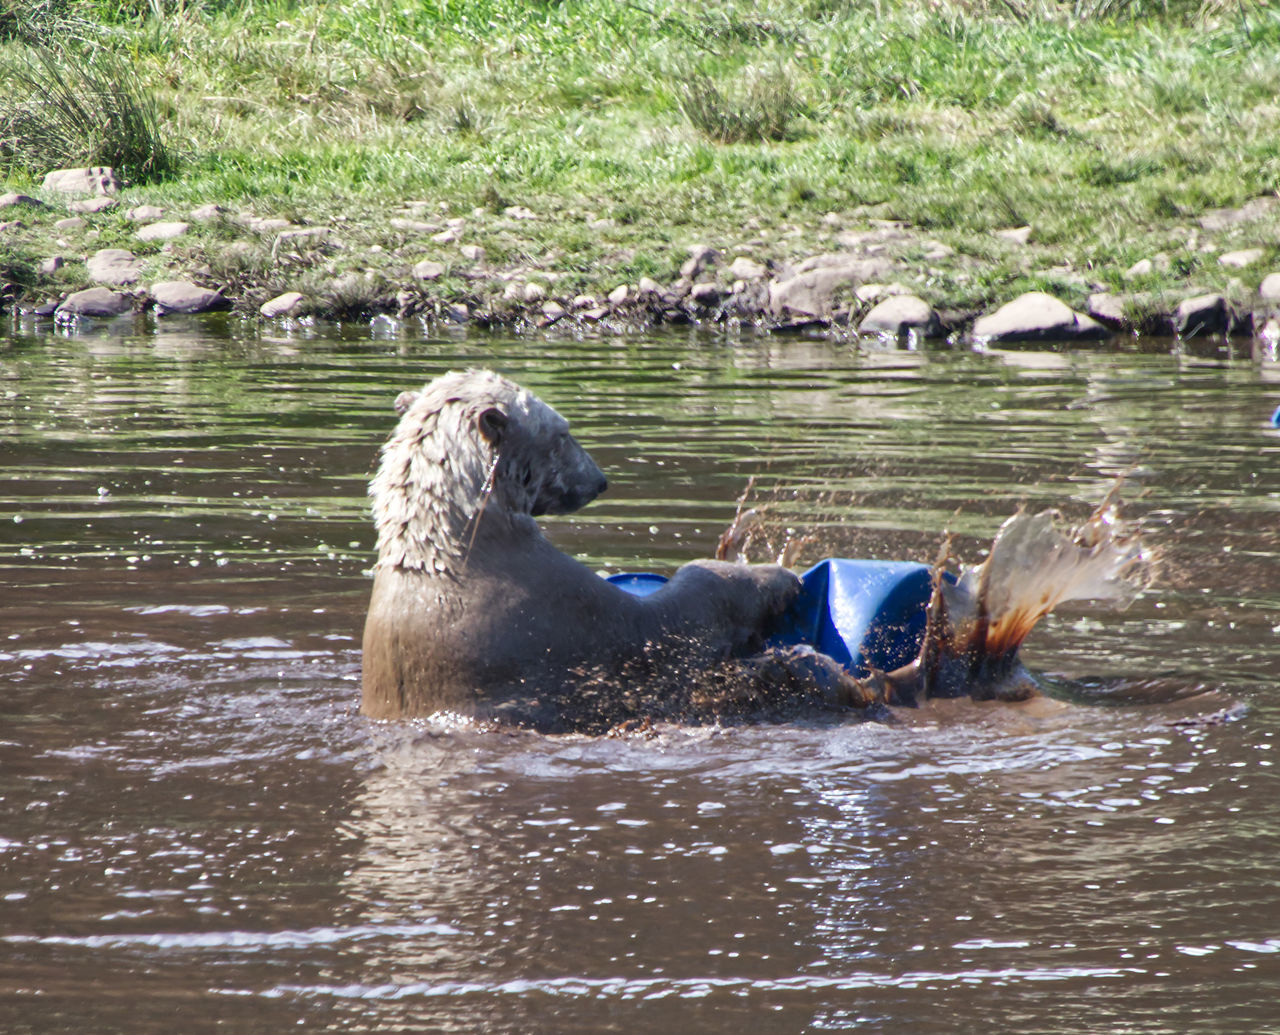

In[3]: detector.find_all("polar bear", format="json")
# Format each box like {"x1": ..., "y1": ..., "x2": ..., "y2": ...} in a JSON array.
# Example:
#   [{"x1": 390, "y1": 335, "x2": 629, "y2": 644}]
[{"x1": 360, "y1": 369, "x2": 800, "y2": 727}]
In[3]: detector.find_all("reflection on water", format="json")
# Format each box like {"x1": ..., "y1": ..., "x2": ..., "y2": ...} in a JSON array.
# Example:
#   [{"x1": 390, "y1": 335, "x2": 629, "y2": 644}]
[{"x1": 1, "y1": 317, "x2": 1278, "y2": 1032}]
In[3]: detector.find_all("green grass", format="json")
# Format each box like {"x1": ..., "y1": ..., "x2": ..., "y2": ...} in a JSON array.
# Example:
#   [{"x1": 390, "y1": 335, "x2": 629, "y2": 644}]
[{"x1": 3, "y1": 0, "x2": 1280, "y2": 317}]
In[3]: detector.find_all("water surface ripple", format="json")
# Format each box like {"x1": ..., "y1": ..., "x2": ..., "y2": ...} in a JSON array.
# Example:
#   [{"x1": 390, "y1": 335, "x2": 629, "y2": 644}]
[{"x1": 1, "y1": 322, "x2": 1278, "y2": 1032}]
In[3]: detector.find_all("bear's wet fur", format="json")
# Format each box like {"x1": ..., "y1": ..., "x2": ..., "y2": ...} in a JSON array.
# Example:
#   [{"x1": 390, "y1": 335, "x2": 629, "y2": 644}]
[{"x1": 361, "y1": 369, "x2": 804, "y2": 729}]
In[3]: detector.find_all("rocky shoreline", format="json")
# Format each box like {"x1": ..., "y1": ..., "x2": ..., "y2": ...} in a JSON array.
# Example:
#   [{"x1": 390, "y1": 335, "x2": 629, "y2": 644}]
[{"x1": 4, "y1": 166, "x2": 1280, "y2": 344}]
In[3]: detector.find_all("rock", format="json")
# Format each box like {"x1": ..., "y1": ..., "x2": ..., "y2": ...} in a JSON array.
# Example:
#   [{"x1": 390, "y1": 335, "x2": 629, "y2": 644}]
[
  {"x1": 42, "y1": 167, "x2": 119, "y2": 195},
  {"x1": 446, "y1": 302, "x2": 469, "y2": 321},
  {"x1": 768, "y1": 257, "x2": 892, "y2": 319},
  {"x1": 53, "y1": 216, "x2": 85, "y2": 232},
  {"x1": 503, "y1": 205, "x2": 536, "y2": 220},
  {"x1": 582, "y1": 306, "x2": 608, "y2": 322},
  {"x1": 690, "y1": 282, "x2": 722, "y2": 306},
  {"x1": 1124, "y1": 259, "x2": 1154, "y2": 279},
  {"x1": 126, "y1": 204, "x2": 165, "y2": 221},
  {"x1": 70, "y1": 196, "x2": 117, "y2": 214},
  {"x1": 86, "y1": 248, "x2": 143, "y2": 285},
  {"x1": 541, "y1": 301, "x2": 565, "y2": 319},
  {"x1": 135, "y1": 221, "x2": 189, "y2": 242},
  {"x1": 728, "y1": 256, "x2": 767, "y2": 281},
  {"x1": 149, "y1": 280, "x2": 226, "y2": 314},
  {"x1": 276, "y1": 227, "x2": 330, "y2": 248},
  {"x1": 858, "y1": 294, "x2": 940, "y2": 339},
  {"x1": 523, "y1": 282, "x2": 547, "y2": 302},
  {"x1": 190, "y1": 203, "x2": 227, "y2": 221},
  {"x1": 260, "y1": 291, "x2": 305, "y2": 318},
  {"x1": 1259, "y1": 272, "x2": 1280, "y2": 302},
  {"x1": 1199, "y1": 196, "x2": 1277, "y2": 231},
  {"x1": 56, "y1": 287, "x2": 131, "y2": 318},
  {"x1": 0, "y1": 220, "x2": 24, "y2": 232},
  {"x1": 1087, "y1": 292, "x2": 1128, "y2": 325},
  {"x1": 413, "y1": 260, "x2": 446, "y2": 281},
  {"x1": 0, "y1": 192, "x2": 44, "y2": 209},
  {"x1": 38, "y1": 256, "x2": 63, "y2": 276},
  {"x1": 996, "y1": 226, "x2": 1033, "y2": 245},
  {"x1": 637, "y1": 277, "x2": 662, "y2": 297},
  {"x1": 1219, "y1": 248, "x2": 1264, "y2": 269},
  {"x1": 390, "y1": 218, "x2": 441, "y2": 233},
  {"x1": 607, "y1": 285, "x2": 629, "y2": 305},
  {"x1": 459, "y1": 244, "x2": 486, "y2": 263},
  {"x1": 972, "y1": 292, "x2": 1107, "y2": 343},
  {"x1": 572, "y1": 294, "x2": 597, "y2": 309},
  {"x1": 1175, "y1": 293, "x2": 1228, "y2": 337},
  {"x1": 681, "y1": 244, "x2": 718, "y2": 281},
  {"x1": 244, "y1": 216, "x2": 293, "y2": 233},
  {"x1": 431, "y1": 228, "x2": 460, "y2": 244}
]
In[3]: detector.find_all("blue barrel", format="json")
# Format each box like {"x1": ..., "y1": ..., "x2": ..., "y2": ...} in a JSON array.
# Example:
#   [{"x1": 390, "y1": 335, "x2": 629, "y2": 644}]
[{"x1": 607, "y1": 559, "x2": 939, "y2": 677}]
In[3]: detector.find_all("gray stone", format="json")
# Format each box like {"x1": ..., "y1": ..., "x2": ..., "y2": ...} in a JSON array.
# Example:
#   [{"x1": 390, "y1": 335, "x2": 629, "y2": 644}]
[
  {"x1": 858, "y1": 294, "x2": 940, "y2": 338},
  {"x1": 1124, "y1": 258, "x2": 1154, "y2": 279},
  {"x1": 503, "y1": 205, "x2": 536, "y2": 220},
  {"x1": 1087, "y1": 292, "x2": 1128, "y2": 325},
  {"x1": 244, "y1": 216, "x2": 293, "y2": 233},
  {"x1": 42, "y1": 167, "x2": 119, "y2": 195},
  {"x1": 53, "y1": 216, "x2": 85, "y2": 232},
  {"x1": 135, "y1": 221, "x2": 189, "y2": 242},
  {"x1": 607, "y1": 284, "x2": 629, "y2": 305},
  {"x1": 541, "y1": 301, "x2": 565, "y2": 319},
  {"x1": 126, "y1": 204, "x2": 165, "y2": 221},
  {"x1": 459, "y1": 244, "x2": 486, "y2": 263},
  {"x1": 582, "y1": 306, "x2": 609, "y2": 322},
  {"x1": 431, "y1": 228, "x2": 460, "y2": 244},
  {"x1": 637, "y1": 277, "x2": 662, "y2": 297},
  {"x1": 190, "y1": 203, "x2": 227, "y2": 221},
  {"x1": 768, "y1": 257, "x2": 892, "y2": 319},
  {"x1": 56, "y1": 287, "x2": 131, "y2": 318},
  {"x1": 0, "y1": 192, "x2": 44, "y2": 209},
  {"x1": 275, "y1": 227, "x2": 330, "y2": 247},
  {"x1": 413, "y1": 260, "x2": 446, "y2": 281},
  {"x1": 727, "y1": 256, "x2": 767, "y2": 281},
  {"x1": 86, "y1": 248, "x2": 143, "y2": 285},
  {"x1": 260, "y1": 291, "x2": 305, "y2": 318},
  {"x1": 972, "y1": 292, "x2": 1107, "y2": 343},
  {"x1": 995, "y1": 226, "x2": 1033, "y2": 245},
  {"x1": 523, "y1": 282, "x2": 547, "y2": 302},
  {"x1": 689, "y1": 282, "x2": 722, "y2": 306},
  {"x1": 149, "y1": 280, "x2": 226, "y2": 315},
  {"x1": 70, "y1": 196, "x2": 117, "y2": 214},
  {"x1": 1259, "y1": 272, "x2": 1280, "y2": 302},
  {"x1": 390, "y1": 218, "x2": 441, "y2": 233},
  {"x1": 446, "y1": 302, "x2": 469, "y2": 321},
  {"x1": 1198, "y1": 197, "x2": 1277, "y2": 231},
  {"x1": 1219, "y1": 248, "x2": 1264, "y2": 269},
  {"x1": 0, "y1": 220, "x2": 25, "y2": 232},
  {"x1": 681, "y1": 244, "x2": 718, "y2": 281},
  {"x1": 1175, "y1": 293, "x2": 1228, "y2": 337},
  {"x1": 571, "y1": 294, "x2": 598, "y2": 309},
  {"x1": 39, "y1": 256, "x2": 64, "y2": 276}
]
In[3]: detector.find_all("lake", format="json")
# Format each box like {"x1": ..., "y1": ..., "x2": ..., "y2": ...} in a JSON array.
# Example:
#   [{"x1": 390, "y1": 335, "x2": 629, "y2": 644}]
[{"x1": 2, "y1": 314, "x2": 1278, "y2": 1032}]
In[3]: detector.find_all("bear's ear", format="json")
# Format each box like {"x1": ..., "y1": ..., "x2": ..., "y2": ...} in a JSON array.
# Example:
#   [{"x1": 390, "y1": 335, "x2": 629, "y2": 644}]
[
  {"x1": 393, "y1": 390, "x2": 420, "y2": 416},
  {"x1": 477, "y1": 406, "x2": 508, "y2": 446}
]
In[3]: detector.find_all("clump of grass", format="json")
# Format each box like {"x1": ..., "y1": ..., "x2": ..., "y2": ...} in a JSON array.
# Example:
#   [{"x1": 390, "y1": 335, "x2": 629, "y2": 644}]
[
  {"x1": 676, "y1": 66, "x2": 804, "y2": 144},
  {"x1": 0, "y1": 43, "x2": 174, "y2": 183}
]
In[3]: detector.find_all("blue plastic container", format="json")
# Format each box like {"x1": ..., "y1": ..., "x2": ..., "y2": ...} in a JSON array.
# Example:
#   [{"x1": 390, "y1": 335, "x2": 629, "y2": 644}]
[{"x1": 607, "y1": 559, "x2": 939, "y2": 677}]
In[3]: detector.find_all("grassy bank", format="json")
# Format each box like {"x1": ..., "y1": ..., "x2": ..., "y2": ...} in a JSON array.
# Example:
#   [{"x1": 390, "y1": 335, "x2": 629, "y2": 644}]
[{"x1": 3, "y1": 0, "x2": 1280, "y2": 323}]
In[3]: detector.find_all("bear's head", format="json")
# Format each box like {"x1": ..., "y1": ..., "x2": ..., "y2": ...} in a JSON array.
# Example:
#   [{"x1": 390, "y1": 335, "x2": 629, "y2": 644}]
[{"x1": 371, "y1": 369, "x2": 607, "y2": 573}]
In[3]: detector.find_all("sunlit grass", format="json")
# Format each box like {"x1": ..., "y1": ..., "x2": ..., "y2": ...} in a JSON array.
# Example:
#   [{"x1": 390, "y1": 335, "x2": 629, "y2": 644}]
[{"x1": 2, "y1": 0, "x2": 1279, "y2": 312}]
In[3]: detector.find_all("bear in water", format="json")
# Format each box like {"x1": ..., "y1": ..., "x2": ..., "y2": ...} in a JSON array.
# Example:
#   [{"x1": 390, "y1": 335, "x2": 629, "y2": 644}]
[{"x1": 360, "y1": 369, "x2": 803, "y2": 728}]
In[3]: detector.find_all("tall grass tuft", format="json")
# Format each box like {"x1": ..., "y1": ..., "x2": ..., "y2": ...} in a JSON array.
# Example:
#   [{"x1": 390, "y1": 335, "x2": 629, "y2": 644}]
[
  {"x1": 0, "y1": 44, "x2": 174, "y2": 182},
  {"x1": 676, "y1": 66, "x2": 804, "y2": 144}
]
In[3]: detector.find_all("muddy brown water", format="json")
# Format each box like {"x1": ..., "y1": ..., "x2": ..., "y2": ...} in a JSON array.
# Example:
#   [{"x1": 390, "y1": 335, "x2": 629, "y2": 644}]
[{"x1": 2, "y1": 317, "x2": 1278, "y2": 1033}]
